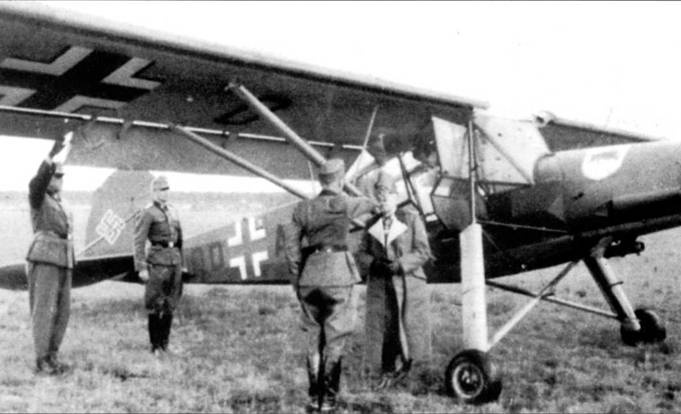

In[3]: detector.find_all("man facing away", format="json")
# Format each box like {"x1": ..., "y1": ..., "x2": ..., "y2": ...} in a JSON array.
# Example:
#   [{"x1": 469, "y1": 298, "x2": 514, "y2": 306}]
[
  {"x1": 26, "y1": 133, "x2": 74, "y2": 375},
  {"x1": 133, "y1": 175, "x2": 184, "y2": 355},
  {"x1": 284, "y1": 159, "x2": 377, "y2": 412}
]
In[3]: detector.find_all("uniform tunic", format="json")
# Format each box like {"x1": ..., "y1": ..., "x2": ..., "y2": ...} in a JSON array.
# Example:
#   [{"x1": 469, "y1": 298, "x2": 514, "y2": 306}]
[
  {"x1": 26, "y1": 160, "x2": 74, "y2": 361},
  {"x1": 284, "y1": 188, "x2": 376, "y2": 376},
  {"x1": 133, "y1": 202, "x2": 183, "y2": 314},
  {"x1": 359, "y1": 204, "x2": 432, "y2": 374}
]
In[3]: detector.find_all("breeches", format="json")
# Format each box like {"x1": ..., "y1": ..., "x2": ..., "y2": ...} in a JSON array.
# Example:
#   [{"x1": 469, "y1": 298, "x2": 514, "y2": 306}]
[
  {"x1": 27, "y1": 262, "x2": 71, "y2": 359},
  {"x1": 145, "y1": 263, "x2": 182, "y2": 315},
  {"x1": 298, "y1": 285, "x2": 357, "y2": 371}
]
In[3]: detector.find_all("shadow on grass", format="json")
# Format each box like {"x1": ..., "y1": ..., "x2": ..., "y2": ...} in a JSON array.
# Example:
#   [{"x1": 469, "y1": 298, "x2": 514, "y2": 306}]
[{"x1": 229, "y1": 390, "x2": 282, "y2": 413}]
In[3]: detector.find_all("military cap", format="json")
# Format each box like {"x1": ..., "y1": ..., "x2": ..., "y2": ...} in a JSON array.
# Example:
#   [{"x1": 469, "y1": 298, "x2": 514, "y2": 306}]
[
  {"x1": 151, "y1": 175, "x2": 170, "y2": 191},
  {"x1": 319, "y1": 158, "x2": 345, "y2": 177},
  {"x1": 374, "y1": 170, "x2": 397, "y2": 193}
]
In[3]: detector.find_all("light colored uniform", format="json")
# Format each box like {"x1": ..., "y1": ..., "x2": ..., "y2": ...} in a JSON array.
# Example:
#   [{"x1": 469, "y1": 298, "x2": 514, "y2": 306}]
[{"x1": 26, "y1": 160, "x2": 74, "y2": 365}]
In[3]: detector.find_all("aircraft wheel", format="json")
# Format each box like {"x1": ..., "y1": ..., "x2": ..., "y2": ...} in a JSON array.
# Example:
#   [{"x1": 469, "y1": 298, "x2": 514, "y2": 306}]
[
  {"x1": 620, "y1": 308, "x2": 666, "y2": 346},
  {"x1": 444, "y1": 349, "x2": 502, "y2": 404}
]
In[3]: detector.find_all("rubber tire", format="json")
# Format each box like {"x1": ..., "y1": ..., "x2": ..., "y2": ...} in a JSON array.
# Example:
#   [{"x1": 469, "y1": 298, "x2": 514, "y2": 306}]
[
  {"x1": 620, "y1": 308, "x2": 666, "y2": 346},
  {"x1": 444, "y1": 349, "x2": 502, "y2": 404}
]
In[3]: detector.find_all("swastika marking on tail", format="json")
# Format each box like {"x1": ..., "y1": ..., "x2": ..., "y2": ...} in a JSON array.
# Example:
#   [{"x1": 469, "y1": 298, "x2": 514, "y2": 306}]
[{"x1": 95, "y1": 209, "x2": 126, "y2": 245}]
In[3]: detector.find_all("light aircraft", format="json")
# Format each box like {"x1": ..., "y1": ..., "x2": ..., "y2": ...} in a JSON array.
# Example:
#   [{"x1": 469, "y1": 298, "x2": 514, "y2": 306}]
[{"x1": 0, "y1": 2, "x2": 676, "y2": 404}]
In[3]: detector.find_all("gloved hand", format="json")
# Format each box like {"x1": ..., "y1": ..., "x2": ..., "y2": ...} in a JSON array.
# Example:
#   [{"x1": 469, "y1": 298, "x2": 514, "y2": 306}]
[
  {"x1": 371, "y1": 258, "x2": 401, "y2": 276},
  {"x1": 138, "y1": 269, "x2": 149, "y2": 282},
  {"x1": 369, "y1": 259, "x2": 388, "y2": 277},
  {"x1": 381, "y1": 258, "x2": 401, "y2": 274}
]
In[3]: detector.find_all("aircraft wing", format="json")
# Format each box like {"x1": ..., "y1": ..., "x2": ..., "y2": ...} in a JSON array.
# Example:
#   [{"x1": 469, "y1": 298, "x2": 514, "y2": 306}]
[
  {"x1": 537, "y1": 113, "x2": 661, "y2": 151},
  {"x1": 0, "y1": 2, "x2": 484, "y2": 180}
]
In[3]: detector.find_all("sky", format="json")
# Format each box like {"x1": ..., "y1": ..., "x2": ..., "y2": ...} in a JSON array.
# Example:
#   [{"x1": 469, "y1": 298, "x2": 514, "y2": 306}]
[{"x1": 2, "y1": 1, "x2": 681, "y2": 192}]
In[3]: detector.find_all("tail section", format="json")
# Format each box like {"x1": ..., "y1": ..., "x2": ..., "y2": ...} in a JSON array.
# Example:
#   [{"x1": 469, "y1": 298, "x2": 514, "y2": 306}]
[{"x1": 82, "y1": 170, "x2": 154, "y2": 258}]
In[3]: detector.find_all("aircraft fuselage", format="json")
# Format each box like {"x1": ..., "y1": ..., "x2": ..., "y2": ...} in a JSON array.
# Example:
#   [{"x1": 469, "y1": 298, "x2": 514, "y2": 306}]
[{"x1": 427, "y1": 141, "x2": 681, "y2": 282}]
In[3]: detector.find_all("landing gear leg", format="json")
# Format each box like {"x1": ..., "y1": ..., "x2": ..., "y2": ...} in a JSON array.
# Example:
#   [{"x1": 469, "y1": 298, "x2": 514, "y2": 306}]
[
  {"x1": 585, "y1": 240, "x2": 666, "y2": 346},
  {"x1": 444, "y1": 222, "x2": 502, "y2": 403}
]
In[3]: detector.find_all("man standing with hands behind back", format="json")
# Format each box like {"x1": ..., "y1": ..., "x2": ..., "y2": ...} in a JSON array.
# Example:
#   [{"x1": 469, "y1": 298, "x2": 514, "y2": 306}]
[
  {"x1": 284, "y1": 158, "x2": 377, "y2": 413},
  {"x1": 26, "y1": 132, "x2": 74, "y2": 375},
  {"x1": 134, "y1": 175, "x2": 184, "y2": 356}
]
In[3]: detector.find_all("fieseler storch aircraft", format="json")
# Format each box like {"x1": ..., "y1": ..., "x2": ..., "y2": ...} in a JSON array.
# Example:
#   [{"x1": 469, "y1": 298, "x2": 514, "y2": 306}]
[{"x1": 0, "y1": 1, "x2": 678, "y2": 404}]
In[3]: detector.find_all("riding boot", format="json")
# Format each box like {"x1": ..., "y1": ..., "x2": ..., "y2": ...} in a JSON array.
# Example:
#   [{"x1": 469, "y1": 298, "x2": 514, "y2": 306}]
[
  {"x1": 160, "y1": 313, "x2": 173, "y2": 351},
  {"x1": 306, "y1": 357, "x2": 321, "y2": 412},
  {"x1": 321, "y1": 359, "x2": 341, "y2": 412},
  {"x1": 148, "y1": 313, "x2": 161, "y2": 353}
]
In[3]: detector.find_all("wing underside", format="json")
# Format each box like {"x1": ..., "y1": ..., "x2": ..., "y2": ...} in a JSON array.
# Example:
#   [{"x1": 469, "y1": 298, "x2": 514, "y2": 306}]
[
  {"x1": 0, "y1": 3, "x2": 480, "y2": 179},
  {"x1": 0, "y1": 3, "x2": 662, "y2": 181}
]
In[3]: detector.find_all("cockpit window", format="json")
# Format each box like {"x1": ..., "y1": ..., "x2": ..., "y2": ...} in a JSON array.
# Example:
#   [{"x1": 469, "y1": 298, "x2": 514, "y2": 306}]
[{"x1": 351, "y1": 151, "x2": 438, "y2": 220}]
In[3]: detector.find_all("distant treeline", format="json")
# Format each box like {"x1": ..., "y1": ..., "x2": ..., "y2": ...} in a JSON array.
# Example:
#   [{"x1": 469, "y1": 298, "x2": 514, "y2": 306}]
[{"x1": 0, "y1": 191, "x2": 297, "y2": 211}]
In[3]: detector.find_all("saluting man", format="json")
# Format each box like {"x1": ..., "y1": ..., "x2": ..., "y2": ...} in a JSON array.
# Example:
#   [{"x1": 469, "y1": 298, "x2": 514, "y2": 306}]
[
  {"x1": 133, "y1": 175, "x2": 184, "y2": 355},
  {"x1": 359, "y1": 171, "x2": 432, "y2": 389},
  {"x1": 26, "y1": 133, "x2": 74, "y2": 375},
  {"x1": 284, "y1": 159, "x2": 377, "y2": 413}
]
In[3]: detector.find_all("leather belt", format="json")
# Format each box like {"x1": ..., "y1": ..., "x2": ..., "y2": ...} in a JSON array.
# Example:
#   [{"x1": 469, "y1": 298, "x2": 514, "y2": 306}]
[
  {"x1": 37, "y1": 230, "x2": 71, "y2": 240},
  {"x1": 151, "y1": 241, "x2": 175, "y2": 248},
  {"x1": 309, "y1": 244, "x2": 347, "y2": 254}
]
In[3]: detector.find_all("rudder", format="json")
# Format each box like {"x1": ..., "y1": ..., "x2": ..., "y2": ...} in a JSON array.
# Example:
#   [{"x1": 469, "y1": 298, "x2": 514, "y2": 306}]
[{"x1": 81, "y1": 170, "x2": 154, "y2": 258}]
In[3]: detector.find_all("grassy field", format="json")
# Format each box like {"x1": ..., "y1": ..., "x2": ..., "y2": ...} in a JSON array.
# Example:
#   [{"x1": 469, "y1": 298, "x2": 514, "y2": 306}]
[{"x1": 2, "y1": 198, "x2": 681, "y2": 412}]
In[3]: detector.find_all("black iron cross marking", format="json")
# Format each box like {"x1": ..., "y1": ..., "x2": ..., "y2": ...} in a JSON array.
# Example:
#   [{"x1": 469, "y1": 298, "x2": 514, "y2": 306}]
[{"x1": 0, "y1": 47, "x2": 161, "y2": 112}]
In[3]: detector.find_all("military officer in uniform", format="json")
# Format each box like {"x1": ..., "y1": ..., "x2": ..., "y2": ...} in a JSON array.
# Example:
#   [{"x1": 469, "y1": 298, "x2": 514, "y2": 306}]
[
  {"x1": 358, "y1": 171, "x2": 432, "y2": 389},
  {"x1": 284, "y1": 159, "x2": 377, "y2": 412},
  {"x1": 133, "y1": 175, "x2": 184, "y2": 355},
  {"x1": 26, "y1": 133, "x2": 74, "y2": 375}
]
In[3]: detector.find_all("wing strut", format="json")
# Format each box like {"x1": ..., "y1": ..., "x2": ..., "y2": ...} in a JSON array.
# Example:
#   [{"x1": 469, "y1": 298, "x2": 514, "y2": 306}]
[
  {"x1": 227, "y1": 83, "x2": 365, "y2": 197},
  {"x1": 172, "y1": 123, "x2": 369, "y2": 229},
  {"x1": 171, "y1": 125, "x2": 310, "y2": 200}
]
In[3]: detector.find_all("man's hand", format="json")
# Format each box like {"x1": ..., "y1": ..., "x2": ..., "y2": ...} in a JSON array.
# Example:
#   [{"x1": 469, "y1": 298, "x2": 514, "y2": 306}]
[
  {"x1": 138, "y1": 269, "x2": 149, "y2": 282},
  {"x1": 384, "y1": 258, "x2": 401, "y2": 274},
  {"x1": 371, "y1": 258, "x2": 400, "y2": 276},
  {"x1": 48, "y1": 138, "x2": 65, "y2": 159},
  {"x1": 378, "y1": 257, "x2": 401, "y2": 274},
  {"x1": 51, "y1": 132, "x2": 73, "y2": 163}
]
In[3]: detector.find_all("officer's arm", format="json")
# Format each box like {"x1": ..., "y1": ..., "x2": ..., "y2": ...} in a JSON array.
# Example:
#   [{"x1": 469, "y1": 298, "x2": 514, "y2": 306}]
[
  {"x1": 175, "y1": 211, "x2": 183, "y2": 250},
  {"x1": 397, "y1": 213, "x2": 432, "y2": 274},
  {"x1": 28, "y1": 159, "x2": 55, "y2": 210},
  {"x1": 176, "y1": 218, "x2": 185, "y2": 269},
  {"x1": 355, "y1": 231, "x2": 374, "y2": 280},
  {"x1": 345, "y1": 196, "x2": 379, "y2": 220},
  {"x1": 283, "y1": 204, "x2": 305, "y2": 281},
  {"x1": 133, "y1": 210, "x2": 153, "y2": 272},
  {"x1": 172, "y1": 207, "x2": 184, "y2": 264}
]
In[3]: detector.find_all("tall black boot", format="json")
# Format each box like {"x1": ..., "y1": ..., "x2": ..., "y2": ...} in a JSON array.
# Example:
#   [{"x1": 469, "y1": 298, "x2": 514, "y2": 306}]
[
  {"x1": 321, "y1": 358, "x2": 341, "y2": 412},
  {"x1": 306, "y1": 357, "x2": 321, "y2": 412},
  {"x1": 148, "y1": 313, "x2": 161, "y2": 353},
  {"x1": 160, "y1": 313, "x2": 173, "y2": 351}
]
